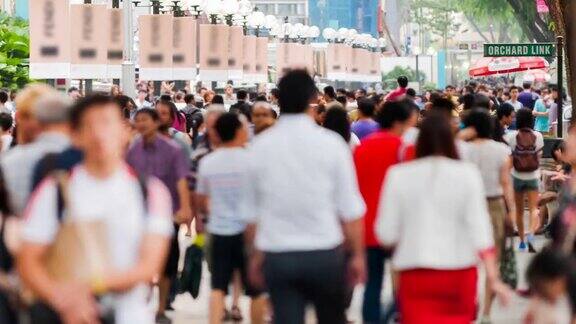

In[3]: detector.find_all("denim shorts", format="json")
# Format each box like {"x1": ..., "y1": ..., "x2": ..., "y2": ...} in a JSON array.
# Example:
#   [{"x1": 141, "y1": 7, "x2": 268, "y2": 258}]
[{"x1": 513, "y1": 177, "x2": 539, "y2": 192}]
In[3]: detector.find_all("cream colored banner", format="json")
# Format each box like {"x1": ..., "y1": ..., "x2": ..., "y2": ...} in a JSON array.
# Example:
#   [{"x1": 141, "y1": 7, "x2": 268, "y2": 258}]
[
  {"x1": 254, "y1": 37, "x2": 268, "y2": 82},
  {"x1": 199, "y1": 24, "x2": 229, "y2": 81},
  {"x1": 369, "y1": 52, "x2": 381, "y2": 82},
  {"x1": 29, "y1": 0, "x2": 70, "y2": 78},
  {"x1": 139, "y1": 14, "x2": 173, "y2": 80},
  {"x1": 106, "y1": 8, "x2": 124, "y2": 78},
  {"x1": 228, "y1": 26, "x2": 244, "y2": 80},
  {"x1": 70, "y1": 4, "x2": 107, "y2": 79},
  {"x1": 242, "y1": 35, "x2": 256, "y2": 82},
  {"x1": 173, "y1": 17, "x2": 197, "y2": 80}
]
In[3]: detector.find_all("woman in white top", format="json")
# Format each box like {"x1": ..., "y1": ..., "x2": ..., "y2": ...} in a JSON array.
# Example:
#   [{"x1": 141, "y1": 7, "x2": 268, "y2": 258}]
[
  {"x1": 503, "y1": 108, "x2": 544, "y2": 253},
  {"x1": 462, "y1": 109, "x2": 516, "y2": 323},
  {"x1": 375, "y1": 113, "x2": 510, "y2": 324}
]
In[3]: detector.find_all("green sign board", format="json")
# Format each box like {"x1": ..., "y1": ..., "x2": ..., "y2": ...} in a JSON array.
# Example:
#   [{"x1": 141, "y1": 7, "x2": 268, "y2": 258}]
[{"x1": 484, "y1": 43, "x2": 555, "y2": 57}]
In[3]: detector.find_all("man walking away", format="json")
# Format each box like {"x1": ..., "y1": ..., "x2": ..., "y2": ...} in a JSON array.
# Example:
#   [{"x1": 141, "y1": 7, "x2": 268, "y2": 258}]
[
  {"x1": 229, "y1": 90, "x2": 252, "y2": 122},
  {"x1": 246, "y1": 69, "x2": 367, "y2": 324}
]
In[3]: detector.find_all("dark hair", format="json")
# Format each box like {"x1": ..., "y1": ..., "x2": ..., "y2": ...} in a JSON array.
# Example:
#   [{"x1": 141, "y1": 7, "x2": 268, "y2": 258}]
[
  {"x1": 491, "y1": 117, "x2": 506, "y2": 143},
  {"x1": 497, "y1": 102, "x2": 515, "y2": 120},
  {"x1": 552, "y1": 140, "x2": 566, "y2": 163},
  {"x1": 278, "y1": 69, "x2": 317, "y2": 114},
  {"x1": 336, "y1": 88, "x2": 347, "y2": 95},
  {"x1": 431, "y1": 97, "x2": 455, "y2": 117},
  {"x1": 376, "y1": 100, "x2": 410, "y2": 129},
  {"x1": 256, "y1": 95, "x2": 268, "y2": 102},
  {"x1": 323, "y1": 107, "x2": 351, "y2": 143},
  {"x1": 461, "y1": 93, "x2": 475, "y2": 110},
  {"x1": 406, "y1": 88, "x2": 416, "y2": 97},
  {"x1": 114, "y1": 95, "x2": 136, "y2": 120},
  {"x1": 473, "y1": 94, "x2": 491, "y2": 110},
  {"x1": 70, "y1": 94, "x2": 118, "y2": 130},
  {"x1": 184, "y1": 94, "x2": 195, "y2": 104},
  {"x1": 397, "y1": 76, "x2": 408, "y2": 88},
  {"x1": 509, "y1": 85, "x2": 520, "y2": 92},
  {"x1": 160, "y1": 94, "x2": 172, "y2": 102},
  {"x1": 523, "y1": 82, "x2": 532, "y2": 90},
  {"x1": 237, "y1": 90, "x2": 248, "y2": 101},
  {"x1": 336, "y1": 96, "x2": 347, "y2": 107},
  {"x1": 0, "y1": 169, "x2": 12, "y2": 215},
  {"x1": 0, "y1": 91, "x2": 7, "y2": 104},
  {"x1": 357, "y1": 98, "x2": 376, "y2": 117},
  {"x1": 270, "y1": 88, "x2": 279, "y2": 99},
  {"x1": 416, "y1": 112, "x2": 459, "y2": 160},
  {"x1": 516, "y1": 108, "x2": 535, "y2": 129},
  {"x1": 212, "y1": 95, "x2": 224, "y2": 105},
  {"x1": 323, "y1": 86, "x2": 336, "y2": 99},
  {"x1": 157, "y1": 100, "x2": 185, "y2": 125},
  {"x1": 356, "y1": 88, "x2": 367, "y2": 96},
  {"x1": 463, "y1": 109, "x2": 493, "y2": 139},
  {"x1": 67, "y1": 87, "x2": 79, "y2": 94},
  {"x1": 445, "y1": 85, "x2": 455, "y2": 91},
  {"x1": 346, "y1": 91, "x2": 355, "y2": 100},
  {"x1": 527, "y1": 248, "x2": 571, "y2": 294},
  {"x1": 215, "y1": 112, "x2": 242, "y2": 143},
  {"x1": 0, "y1": 113, "x2": 12, "y2": 132},
  {"x1": 138, "y1": 89, "x2": 148, "y2": 94},
  {"x1": 135, "y1": 108, "x2": 160, "y2": 121}
]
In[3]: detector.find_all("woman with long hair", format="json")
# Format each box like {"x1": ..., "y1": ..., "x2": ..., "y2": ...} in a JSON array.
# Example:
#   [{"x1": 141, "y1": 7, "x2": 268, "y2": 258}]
[
  {"x1": 375, "y1": 112, "x2": 511, "y2": 323},
  {"x1": 322, "y1": 107, "x2": 360, "y2": 150}
]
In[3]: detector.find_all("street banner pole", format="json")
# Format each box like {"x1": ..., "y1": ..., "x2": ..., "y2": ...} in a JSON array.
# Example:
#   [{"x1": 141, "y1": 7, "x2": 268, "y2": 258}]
[
  {"x1": 557, "y1": 36, "x2": 564, "y2": 138},
  {"x1": 121, "y1": 0, "x2": 136, "y2": 99},
  {"x1": 83, "y1": 0, "x2": 92, "y2": 94},
  {"x1": 112, "y1": 0, "x2": 120, "y2": 86}
]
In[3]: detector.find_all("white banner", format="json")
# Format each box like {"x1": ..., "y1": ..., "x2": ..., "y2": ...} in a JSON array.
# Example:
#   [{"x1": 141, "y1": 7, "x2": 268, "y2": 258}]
[{"x1": 139, "y1": 14, "x2": 173, "y2": 80}]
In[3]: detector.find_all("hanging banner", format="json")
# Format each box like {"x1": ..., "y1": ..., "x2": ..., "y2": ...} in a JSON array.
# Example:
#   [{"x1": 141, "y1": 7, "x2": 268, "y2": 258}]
[
  {"x1": 303, "y1": 45, "x2": 314, "y2": 76},
  {"x1": 70, "y1": 4, "x2": 107, "y2": 79},
  {"x1": 242, "y1": 35, "x2": 256, "y2": 82},
  {"x1": 199, "y1": 24, "x2": 229, "y2": 81},
  {"x1": 139, "y1": 14, "x2": 173, "y2": 80},
  {"x1": 227, "y1": 26, "x2": 244, "y2": 80},
  {"x1": 276, "y1": 42, "x2": 302, "y2": 81},
  {"x1": 368, "y1": 51, "x2": 381, "y2": 82},
  {"x1": 326, "y1": 44, "x2": 348, "y2": 81},
  {"x1": 254, "y1": 36, "x2": 268, "y2": 83},
  {"x1": 349, "y1": 48, "x2": 365, "y2": 82},
  {"x1": 359, "y1": 49, "x2": 372, "y2": 82},
  {"x1": 29, "y1": 0, "x2": 71, "y2": 78},
  {"x1": 106, "y1": 8, "x2": 124, "y2": 78},
  {"x1": 173, "y1": 17, "x2": 197, "y2": 80}
]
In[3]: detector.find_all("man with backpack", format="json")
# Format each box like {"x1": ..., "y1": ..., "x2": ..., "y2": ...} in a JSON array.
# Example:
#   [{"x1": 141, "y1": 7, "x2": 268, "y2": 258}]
[
  {"x1": 504, "y1": 108, "x2": 544, "y2": 253},
  {"x1": 182, "y1": 94, "x2": 204, "y2": 142},
  {"x1": 18, "y1": 95, "x2": 174, "y2": 324}
]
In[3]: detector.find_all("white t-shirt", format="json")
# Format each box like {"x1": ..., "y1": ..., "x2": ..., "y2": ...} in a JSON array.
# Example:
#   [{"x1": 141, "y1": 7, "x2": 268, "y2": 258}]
[
  {"x1": 197, "y1": 147, "x2": 252, "y2": 236},
  {"x1": 22, "y1": 165, "x2": 173, "y2": 324},
  {"x1": 1, "y1": 134, "x2": 12, "y2": 152},
  {"x1": 504, "y1": 130, "x2": 544, "y2": 180},
  {"x1": 349, "y1": 133, "x2": 360, "y2": 150},
  {"x1": 463, "y1": 140, "x2": 511, "y2": 197}
]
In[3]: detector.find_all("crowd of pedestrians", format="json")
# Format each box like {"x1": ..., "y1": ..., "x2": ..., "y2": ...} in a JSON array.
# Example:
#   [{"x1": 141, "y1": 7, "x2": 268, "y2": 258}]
[{"x1": 0, "y1": 72, "x2": 575, "y2": 324}]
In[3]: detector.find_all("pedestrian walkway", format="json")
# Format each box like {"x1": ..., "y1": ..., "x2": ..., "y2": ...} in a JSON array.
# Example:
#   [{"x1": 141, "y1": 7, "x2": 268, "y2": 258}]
[{"x1": 159, "y1": 232, "x2": 549, "y2": 324}]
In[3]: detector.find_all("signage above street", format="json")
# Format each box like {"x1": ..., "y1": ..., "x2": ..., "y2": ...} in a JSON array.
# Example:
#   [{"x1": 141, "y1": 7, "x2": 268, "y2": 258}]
[{"x1": 483, "y1": 43, "x2": 555, "y2": 57}]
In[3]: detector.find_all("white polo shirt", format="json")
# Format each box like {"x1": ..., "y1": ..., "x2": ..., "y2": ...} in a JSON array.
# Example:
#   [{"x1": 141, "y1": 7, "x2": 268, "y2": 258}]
[
  {"x1": 247, "y1": 114, "x2": 366, "y2": 252},
  {"x1": 22, "y1": 165, "x2": 173, "y2": 324}
]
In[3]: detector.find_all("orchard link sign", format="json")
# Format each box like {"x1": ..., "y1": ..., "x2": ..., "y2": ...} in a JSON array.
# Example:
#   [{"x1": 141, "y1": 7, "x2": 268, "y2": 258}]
[{"x1": 484, "y1": 43, "x2": 556, "y2": 57}]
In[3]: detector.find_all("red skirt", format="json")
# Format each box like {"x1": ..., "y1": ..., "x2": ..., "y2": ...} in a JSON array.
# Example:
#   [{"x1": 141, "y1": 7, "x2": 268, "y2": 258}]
[{"x1": 398, "y1": 267, "x2": 478, "y2": 324}]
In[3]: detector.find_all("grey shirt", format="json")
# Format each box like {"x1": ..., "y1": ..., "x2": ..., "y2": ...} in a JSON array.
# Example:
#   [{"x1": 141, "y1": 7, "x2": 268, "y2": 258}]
[{"x1": 1, "y1": 132, "x2": 70, "y2": 215}]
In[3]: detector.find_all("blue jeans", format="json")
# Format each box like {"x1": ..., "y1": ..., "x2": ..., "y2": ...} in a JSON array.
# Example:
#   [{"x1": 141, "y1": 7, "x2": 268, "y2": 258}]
[{"x1": 362, "y1": 247, "x2": 389, "y2": 323}]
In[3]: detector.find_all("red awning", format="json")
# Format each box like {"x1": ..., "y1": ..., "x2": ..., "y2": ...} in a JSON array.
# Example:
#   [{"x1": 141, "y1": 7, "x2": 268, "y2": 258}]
[{"x1": 468, "y1": 57, "x2": 549, "y2": 77}]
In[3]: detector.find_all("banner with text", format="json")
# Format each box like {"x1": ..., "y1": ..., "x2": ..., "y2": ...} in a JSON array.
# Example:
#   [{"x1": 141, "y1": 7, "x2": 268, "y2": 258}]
[
  {"x1": 139, "y1": 14, "x2": 173, "y2": 80},
  {"x1": 199, "y1": 24, "x2": 229, "y2": 81},
  {"x1": 172, "y1": 17, "x2": 197, "y2": 80},
  {"x1": 106, "y1": 8, "x2": 124, "y2": 78},
  {"x1": 29, "y1": 0, "x2": 71, "y2": 78}
]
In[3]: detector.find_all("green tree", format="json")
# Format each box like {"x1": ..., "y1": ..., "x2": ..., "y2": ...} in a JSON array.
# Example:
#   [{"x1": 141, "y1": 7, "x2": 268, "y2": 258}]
[
  {"x1": 382, "y1": 66, "x2": 426, "y2": 90},
  {"x1": 0, "y1": 12, "x2": 31, "y2": 90}
]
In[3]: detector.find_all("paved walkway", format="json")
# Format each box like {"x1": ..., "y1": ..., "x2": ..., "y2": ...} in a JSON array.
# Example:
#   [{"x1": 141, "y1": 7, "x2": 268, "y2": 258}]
[{"x1": 154, "y1": 233, "x2": 548, "y2": 324}]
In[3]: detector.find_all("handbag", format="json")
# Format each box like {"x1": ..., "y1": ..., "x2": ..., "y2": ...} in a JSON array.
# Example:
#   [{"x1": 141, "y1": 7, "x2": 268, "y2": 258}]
[
  {"x1": 44, "y1": 172, "x2": 111, "y2": 283},
  {"x1": 499, "y1": 236, "x2": 518, "y2": 289}
]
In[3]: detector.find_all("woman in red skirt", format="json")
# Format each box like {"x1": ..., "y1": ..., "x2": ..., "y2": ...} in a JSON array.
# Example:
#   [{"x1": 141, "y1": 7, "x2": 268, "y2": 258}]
[{"x1": 375, "y1": 113, "x2": 512, "y2": 323}]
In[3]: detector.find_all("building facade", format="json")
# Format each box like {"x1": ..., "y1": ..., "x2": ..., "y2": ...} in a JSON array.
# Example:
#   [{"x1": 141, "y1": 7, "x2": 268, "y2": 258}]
[
  {"x1": 308, "y1": 0, "x2": 379, "y2": 37},
  {"x1": 252, "y1": 0, "x2": 308, "y2": 24}
]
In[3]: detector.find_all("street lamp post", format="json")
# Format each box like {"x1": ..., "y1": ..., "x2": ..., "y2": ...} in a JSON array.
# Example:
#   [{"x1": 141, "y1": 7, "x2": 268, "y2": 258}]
[
  {"x1": 413, "y1": 46, "x2": 421, "y2": 92},
  {"x1": 427, "y1": 47, "x2": 436, "y2": 85}
]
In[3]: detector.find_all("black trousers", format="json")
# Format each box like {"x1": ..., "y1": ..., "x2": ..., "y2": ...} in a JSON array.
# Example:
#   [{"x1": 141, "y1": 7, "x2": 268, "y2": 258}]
[{"x1": 263, "y1": 247, "x2": 347, "y2": 324}]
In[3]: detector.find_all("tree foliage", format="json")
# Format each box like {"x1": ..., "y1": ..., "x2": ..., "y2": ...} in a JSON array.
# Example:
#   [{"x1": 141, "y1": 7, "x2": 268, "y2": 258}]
[
  {"x1": 0, "y1": 12, "x2": 31, "y2": 90},
  {"x1": 383, "y1": 66, "x2": 426, "y2": 90}
]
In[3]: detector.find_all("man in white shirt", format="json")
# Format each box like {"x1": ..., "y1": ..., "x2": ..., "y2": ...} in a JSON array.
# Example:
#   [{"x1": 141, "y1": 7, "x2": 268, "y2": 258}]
[
  {"x1": 135, "y1": 89, "x2": 152, "y2": 109},
  {"x1": 18, "y1": 94, "x2": 173, "y2": 324},
  {"x1": 506, "y1": 86, "x2": 524, "y2": 112},
  {"x1": 197, "y1": 112, "x2": 265, "y2": 324},
  {"x1": 246, "y1": 70, "x2": 366, "y2": 324}
]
